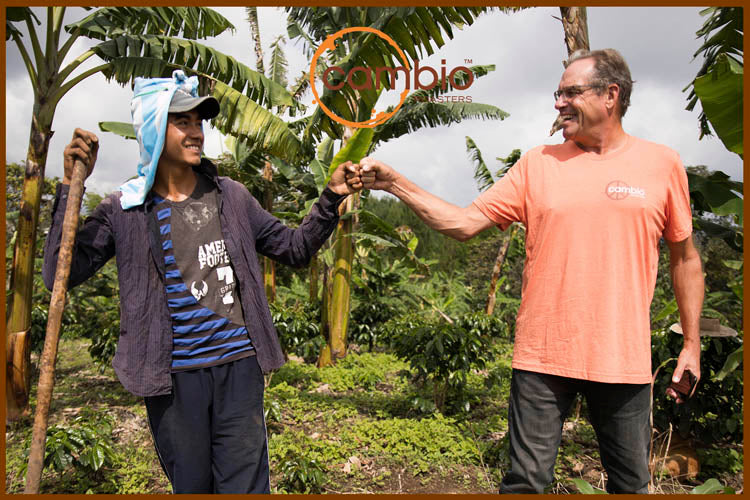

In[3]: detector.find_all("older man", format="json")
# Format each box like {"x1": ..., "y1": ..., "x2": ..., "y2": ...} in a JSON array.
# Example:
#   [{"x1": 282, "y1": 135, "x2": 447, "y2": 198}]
[{"x1": 357, "y1": 49, "x2": 704, "y2": 493}]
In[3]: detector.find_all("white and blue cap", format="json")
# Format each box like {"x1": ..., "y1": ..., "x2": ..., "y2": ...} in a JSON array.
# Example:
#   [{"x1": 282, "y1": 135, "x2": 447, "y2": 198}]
[{"x1": 118, "y1": 69, "x2": 220, "y2": 209}]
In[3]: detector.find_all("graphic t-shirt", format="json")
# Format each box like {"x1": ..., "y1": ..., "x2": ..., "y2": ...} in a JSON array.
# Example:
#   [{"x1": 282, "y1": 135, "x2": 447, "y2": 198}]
[
  {"x1": 154, "y1": 174, "x2": 255, "y2": 371},
  {"x1": 472, "y1": 135, "x2": 692, "y2": 384}
]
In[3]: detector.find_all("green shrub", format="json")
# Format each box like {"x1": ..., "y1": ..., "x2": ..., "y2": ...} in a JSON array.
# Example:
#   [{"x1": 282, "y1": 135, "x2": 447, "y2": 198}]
[
  {"x1": 23, "y1": 410, "x2": 118, "y2": 478},
  {"x1": 271, "y1": 359, "x2": 321, "y2": 389},
  {"x1": 270, "y1": 302, "x2": 323, "y2": 363},
  {"x1": 350, "y1": 252, "x2": 413, "y2": 350},
  {"x1": 384, "y1": 312, "x2": 507, "y2": 413},
  {"x1": 319, "y1": 352, "x2": 406, "y2": 392},
  {"x1": 351, "y1": 415, "x2": 480, "y2": 471},
  {"x1": 696, "y1": 446, "x2": 743, "y2": 479},
  {"x1": 277, "y1": 456, "x2": 328, "y2": 493},
  {"x1": 651, "y1": 328, "x2": 743, "y2": 443}
]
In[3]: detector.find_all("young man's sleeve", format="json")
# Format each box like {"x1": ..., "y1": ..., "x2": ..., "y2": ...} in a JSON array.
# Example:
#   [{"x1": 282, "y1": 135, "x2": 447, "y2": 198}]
[
  {"x1": 251, "y1": 186, "x2": 347, "y2": 267},
  {"x1": 471, "y1": 153, "x2": 528, "y2": 231},
  {"x1": 663, "y1": 154, "x2": 693, "y2": 242},
  {"x1": 42, "y1": 184, "x2": 117, "y2": 290}
]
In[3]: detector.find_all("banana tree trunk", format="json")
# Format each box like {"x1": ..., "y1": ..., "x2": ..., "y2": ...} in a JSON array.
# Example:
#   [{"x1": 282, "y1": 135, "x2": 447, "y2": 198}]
[
  {"x1": 262, "y1": 161, "x2": 276, "y2": 303},
  {"x1": 309, "y1": 254, "x2": 318, "y2": 302},
  {"x1": 559, "y1": 7, "x2": 590, "y2": 56},
  {"x1": 318, "y1": 126, "x2": 356, "y2": 367},
  {"x1": 6, "y1": 113, "x2": 55, "y2": 422},
  {"x1": 485, "y1": 225, "x2": 516, "y2": 316},
  {"x1": 317, "y1": 263, "x2": 333, "y2": 367},
  {"x1": 326, "y1": 194, "x2": 355, "y2": 363}
]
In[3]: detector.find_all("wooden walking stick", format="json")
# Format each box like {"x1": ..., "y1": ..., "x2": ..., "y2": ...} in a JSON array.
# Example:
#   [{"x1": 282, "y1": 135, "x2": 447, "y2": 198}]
[{"x1": 24, "y1": 157, "x2": 89, "y2": 494}]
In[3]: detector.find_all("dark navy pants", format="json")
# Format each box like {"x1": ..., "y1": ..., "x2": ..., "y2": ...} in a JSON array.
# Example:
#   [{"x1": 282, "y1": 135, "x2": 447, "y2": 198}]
[
  {"x1": 144, "y1": 355, "x2": 270, "y2": 494},
  {"x1": 500, "y1": 369, "x2": 651, "y2": 494}
]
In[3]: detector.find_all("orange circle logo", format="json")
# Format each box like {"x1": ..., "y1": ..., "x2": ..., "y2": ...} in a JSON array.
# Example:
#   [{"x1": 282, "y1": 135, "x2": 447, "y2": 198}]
[{"x1": 309, "y1": 27, "x2": 411, "y2": 129}]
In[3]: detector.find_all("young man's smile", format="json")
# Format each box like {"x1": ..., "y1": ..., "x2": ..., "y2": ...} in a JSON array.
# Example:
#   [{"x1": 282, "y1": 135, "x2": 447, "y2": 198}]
[{"x1": 162, "y1": 110, "x2": 204, "y2": 167}]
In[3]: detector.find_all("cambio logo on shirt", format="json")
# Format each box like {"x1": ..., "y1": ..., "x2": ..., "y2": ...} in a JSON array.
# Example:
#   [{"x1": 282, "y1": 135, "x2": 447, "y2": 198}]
[{"x1": 606, "y1": 180, "x2": 646, "y2": 200}]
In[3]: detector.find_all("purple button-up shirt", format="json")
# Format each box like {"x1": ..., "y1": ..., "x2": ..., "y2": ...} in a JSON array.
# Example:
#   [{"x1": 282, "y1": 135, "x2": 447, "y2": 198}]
[{"x1": 43, "y1": 159, "x2": 345, "y2": 397}]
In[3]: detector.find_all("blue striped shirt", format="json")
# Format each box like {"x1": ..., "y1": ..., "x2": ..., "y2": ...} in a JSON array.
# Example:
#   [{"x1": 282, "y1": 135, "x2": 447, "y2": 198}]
[{"x1": 154, "y1": 194, "x2": 254, "y2": 371}]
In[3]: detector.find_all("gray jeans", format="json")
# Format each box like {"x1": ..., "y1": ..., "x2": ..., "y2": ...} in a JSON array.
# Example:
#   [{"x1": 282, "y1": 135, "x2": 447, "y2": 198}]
[{"x1": 500, "y1": 369, "x2": 651, "y2": 494}]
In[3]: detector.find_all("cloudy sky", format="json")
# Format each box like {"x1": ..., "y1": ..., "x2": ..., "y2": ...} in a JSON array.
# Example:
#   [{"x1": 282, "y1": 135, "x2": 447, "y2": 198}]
[{"x1": 5, "y1": 6, "x2": 743, "y2": 206}]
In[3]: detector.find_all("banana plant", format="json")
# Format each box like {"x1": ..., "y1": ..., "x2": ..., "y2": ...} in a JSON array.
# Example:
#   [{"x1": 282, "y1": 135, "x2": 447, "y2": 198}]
[
  {"x1": 684, "y1": 7, "x2": 743, "y2": 157},
  {"x1": 465, "y1": 138, "x2": 523, "y2": 316},
  {"x1": 285, "y1": 6, "x2": 514, "y2": 365}
]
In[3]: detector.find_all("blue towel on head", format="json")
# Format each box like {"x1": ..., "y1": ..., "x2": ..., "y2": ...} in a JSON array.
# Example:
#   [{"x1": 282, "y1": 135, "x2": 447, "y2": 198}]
[{"x1": 119, "y1": 70, "x2": 200, "y2": 209}]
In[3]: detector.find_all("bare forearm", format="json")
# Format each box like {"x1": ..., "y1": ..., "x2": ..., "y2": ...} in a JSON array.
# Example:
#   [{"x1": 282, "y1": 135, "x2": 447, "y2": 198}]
[
  {"x1": 671, "y1": 250, "x2": 704, "y2": 346},
  {"x1": 386, "y1": 173, "x2": 485, "y2": 241}
]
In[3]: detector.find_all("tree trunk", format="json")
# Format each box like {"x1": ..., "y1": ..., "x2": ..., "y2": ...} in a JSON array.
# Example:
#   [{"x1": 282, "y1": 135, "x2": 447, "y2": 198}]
[
  {"x1": 25, "y1": 158, "x2": 88, "y2": 494},
  {"x1": 6, "y1": 114, "x2": 54, "y2": 422},
  {"x1": 325, "y1": 194, "x2": 354, "y2": 364},
  {"x1": 309, "y1": 254, "x2": 318, "y2": 302},
  {"x1": 317, "y1": 127, "x2": 356, "y2": 367},
  {"x1": 551, "y1": 7, "x2": 591, "y2": 135},
  {"x1": 317, "y1": 264, "x2": 333, "y2": 367},
  {"x1": 559, "y1": 7, "x2": 590, "y2": 57},
  {"x1": 262, "y1": 161, "x2": 276, "y2": 303},
  {"x1": 485, "y1": 226, "x2": 516, "y2": 316}
]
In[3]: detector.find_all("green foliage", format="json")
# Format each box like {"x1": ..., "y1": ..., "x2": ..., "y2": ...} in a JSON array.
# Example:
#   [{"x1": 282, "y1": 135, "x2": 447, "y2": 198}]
[
  {"x1": 352, "y1": 415, "x2": 480, "y2": 473},
  {"x1": 690, "y1": 477, "x2": 736, "y2": 494},
  {"x1": 684, "y1": 7, "x2": 743, "y2": 154},
  {"x1": 329, "y1": 127, "x2": 374, "y2": 175},
  {"x1": 693, "y1": 54, "x2": 743, "y2": 156},
  {"x1": 688, "y1": 167, "x2": 742, "y2": 221},
  {"x1": 696, "y1": 446, "x2": 743, "y2": 479},
  {"x1": 271, "y1": 360, "x2": 322, "y2": 390},
  {"x1": 384, "y1": 312, "x2": 507, "y2": 412},
  {"x1": 463, "y1": 226, "x2": 525, "y2": 317},
  {"x1": 285, "y1": 6, "x2": 499, "y2": 143},
  {"x1": 571, "y1": 478, "x2": 607, "y2": 494},
  {"x1": 364, "y1": 195, "x2": 467, "y2": 271},
  {"x1": 64, "y1": 260, "x2": 121, "y2": 370},
  {"x1": 350, "y1": 246, "x2": 413, "y2": 350},
  {"x1": 23, "y1": 410, "x2": 118, "y2": 477},
  {"x1": 98, "y1": 121, "x2": 136, "y2": 140},
  {"x1": 110, "y1": 444, "x2": 169, "y2": 494},
  {"x1": 264, "y1": 399, "x2": 283, "y2": 424},
  {"x1": 5, "y1": 333, "x2": 741, "y2": 494},
  {"x1": 466, "y1": 135, "x2": 494, "y2": 192},
  {"x1": 712, "y1": 345, "x2": 742, "y2": 381},
  {"x1": 319, "y1": 352, "x2": 406, "y2": 392},
  {"x1": 651, "y1": 327, "x2": 743, "y2": 443},
  {"x1": 270, "y1": 301, "x2": 323, "y2": 363},
  {"x1": 277, "y1": 455, "x2": 328, "y2": 493},
  {"x1": 64, "y1": 6, "x2": 235, "y2": 40}
]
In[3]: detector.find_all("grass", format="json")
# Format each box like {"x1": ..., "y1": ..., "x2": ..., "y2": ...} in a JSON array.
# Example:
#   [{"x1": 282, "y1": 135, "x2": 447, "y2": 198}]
[{"x1": 5, "y1": 337, "x2": 743, "y2": 494}]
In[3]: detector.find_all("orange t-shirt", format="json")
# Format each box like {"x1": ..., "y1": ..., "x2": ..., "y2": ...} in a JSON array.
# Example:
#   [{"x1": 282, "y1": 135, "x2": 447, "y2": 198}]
[{"x1": 472, "y1": 135, "x2": 692, "y2": 383}]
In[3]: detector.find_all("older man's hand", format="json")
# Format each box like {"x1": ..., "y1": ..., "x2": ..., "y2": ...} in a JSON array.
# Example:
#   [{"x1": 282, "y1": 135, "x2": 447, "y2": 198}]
[{"x1": 359, "y1": 157, "x2": 400, "y2": 192}]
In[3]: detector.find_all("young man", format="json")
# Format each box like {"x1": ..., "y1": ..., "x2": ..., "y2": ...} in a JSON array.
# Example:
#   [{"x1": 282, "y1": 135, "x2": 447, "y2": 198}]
[
  {"x1": 43, "y1": 71, "x2": 363, "y2": 493},
  {"x1": 356, "y1": 49, "x2": 704, "y2": 493}
]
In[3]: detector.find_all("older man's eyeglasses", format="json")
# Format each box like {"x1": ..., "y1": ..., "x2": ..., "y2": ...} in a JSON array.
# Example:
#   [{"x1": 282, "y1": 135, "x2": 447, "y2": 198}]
[{"x1": 554, "y1": 85, "x2": 603, "y2": 101}]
